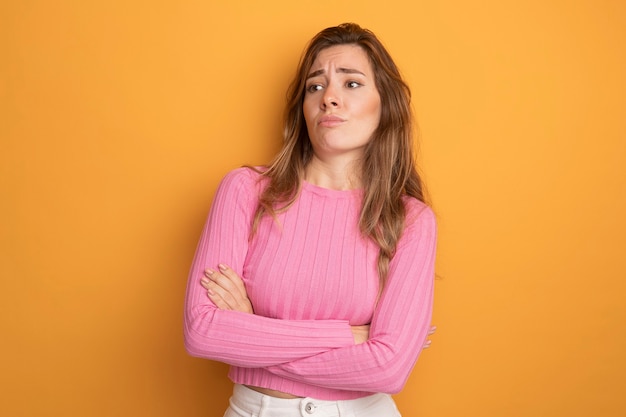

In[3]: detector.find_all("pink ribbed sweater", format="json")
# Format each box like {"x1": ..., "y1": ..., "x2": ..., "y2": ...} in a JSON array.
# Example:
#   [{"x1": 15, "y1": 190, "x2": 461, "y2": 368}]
[{"x1": 184, "y1": 167, "x2": 437, "y2": 400}]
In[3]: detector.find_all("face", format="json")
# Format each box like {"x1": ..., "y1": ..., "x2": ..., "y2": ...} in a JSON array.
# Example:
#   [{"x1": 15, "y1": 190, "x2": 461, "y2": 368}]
[{"x1": 303, "y1": 44, "x2": 381, "y2": 162}]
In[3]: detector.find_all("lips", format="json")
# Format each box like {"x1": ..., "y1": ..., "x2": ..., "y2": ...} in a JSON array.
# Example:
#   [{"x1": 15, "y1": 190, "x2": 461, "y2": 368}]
[{"x1": 318, "y1": 114, "x2": 346, "y2": 127}]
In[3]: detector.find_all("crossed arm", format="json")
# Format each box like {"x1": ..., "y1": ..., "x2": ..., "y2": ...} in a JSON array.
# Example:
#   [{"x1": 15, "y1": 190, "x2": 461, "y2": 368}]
[
  {"x1": 184, "y1": 169, "x2": 437, "y2": 393},
  {"x1": 200, "y1": 263, "x2": 436, "y2": 347}
]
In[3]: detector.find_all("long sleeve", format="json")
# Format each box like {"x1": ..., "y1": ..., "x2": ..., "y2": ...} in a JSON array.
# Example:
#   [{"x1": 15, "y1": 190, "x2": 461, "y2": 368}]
[
  {"x1": 183, "y1": 168, "x2": 355, "y2": 367},
  {"x1": 265, "y1": 204, "x2": 437, "y2": 394}
]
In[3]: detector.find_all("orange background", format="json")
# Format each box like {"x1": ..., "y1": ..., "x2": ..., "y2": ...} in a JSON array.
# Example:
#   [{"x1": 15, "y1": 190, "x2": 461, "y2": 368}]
[{"x1": 2, "y1": 1, "x2": 625, "y2": 416}]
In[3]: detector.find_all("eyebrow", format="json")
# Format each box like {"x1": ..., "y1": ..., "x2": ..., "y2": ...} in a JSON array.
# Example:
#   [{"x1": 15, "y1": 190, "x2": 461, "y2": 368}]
[{"x1": 306, "y1": 68, "x2": 366, "y2": 79}]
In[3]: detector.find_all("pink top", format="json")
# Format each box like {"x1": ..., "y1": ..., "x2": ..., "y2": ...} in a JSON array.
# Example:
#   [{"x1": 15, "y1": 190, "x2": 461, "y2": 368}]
[{"x1": 184, "y1": 167, "x2": 437, "y2": 400}]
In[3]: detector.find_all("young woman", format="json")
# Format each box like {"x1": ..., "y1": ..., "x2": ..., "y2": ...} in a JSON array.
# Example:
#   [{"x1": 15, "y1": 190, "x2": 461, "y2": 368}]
[{"x1": 184, "y1": 23, "x2": 437, "y2": 417}]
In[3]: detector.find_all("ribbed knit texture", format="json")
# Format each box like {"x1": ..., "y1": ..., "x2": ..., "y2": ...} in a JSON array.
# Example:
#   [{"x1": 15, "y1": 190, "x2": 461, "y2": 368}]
[{"x1": 184, "y1": 167, "x2": 437, "y2": 400}]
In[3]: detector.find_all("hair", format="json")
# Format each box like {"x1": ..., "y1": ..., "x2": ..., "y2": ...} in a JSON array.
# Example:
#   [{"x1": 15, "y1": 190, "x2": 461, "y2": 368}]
[{"x1": 252, "y1": 22, "x2": 427, "y2": 287}]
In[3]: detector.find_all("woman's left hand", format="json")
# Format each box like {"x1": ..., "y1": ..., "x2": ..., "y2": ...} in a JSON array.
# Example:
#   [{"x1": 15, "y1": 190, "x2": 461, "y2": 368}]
[
  {"x1": 422, "y1": 325, "x2": 437, "y2": 349},
  {"x1": 200, "y1": 264, "x2": 254, "y2": 314}
]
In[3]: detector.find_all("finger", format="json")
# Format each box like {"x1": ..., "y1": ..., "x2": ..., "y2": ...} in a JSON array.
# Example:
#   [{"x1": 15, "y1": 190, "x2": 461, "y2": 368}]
[
  {"x1": 207, "y1": 277, "x2": 240, "y2": 310},
  {"x1": 200, "y1": 276, "x2": 222, "y2": 297},
  {"x1": 202, "y1": 268, "x2": 253, "y2": 313},
  {"x1": 200, "y1": 277, "x2": 210, "y2": 289},
  {"x1": 428, "y1": 325, "x2": 437, "y2": 336},
  {"x1": 204, "y1": 282, "x2": 231, "y2": 310},
  {"x1": 205, "y1": 269, "x2": 240, "y2": 297},
  {"x1": 422, "y1": 340, "x2": 432, "y2": 349},
  {"x1": 205, "y1": 269, "x2": 252, "y2": 312},
  {"x1": 201, "y1": 270, "x2": 238, "y2": 308},
  {"x1": 217, "y1": 264, "x2": 248, "y2": 298}
]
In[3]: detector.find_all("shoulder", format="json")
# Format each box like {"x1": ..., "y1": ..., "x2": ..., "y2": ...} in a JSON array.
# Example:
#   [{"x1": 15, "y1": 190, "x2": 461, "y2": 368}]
[
  {"x1": 219, "y1": 166, "x2": 268, "y2": 193},
  {"x1": 213, "y1": 167, "x2": 269, "y2": 210}
]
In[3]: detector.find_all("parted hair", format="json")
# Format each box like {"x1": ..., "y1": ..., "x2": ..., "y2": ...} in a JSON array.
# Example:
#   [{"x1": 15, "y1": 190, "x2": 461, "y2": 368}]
[{"x1": 252, "y1": 22, "x2": 427, "y2": 286}]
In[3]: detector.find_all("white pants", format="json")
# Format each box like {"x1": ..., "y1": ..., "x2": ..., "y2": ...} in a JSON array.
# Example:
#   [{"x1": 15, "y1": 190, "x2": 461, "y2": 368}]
[{"x1": 223, "y1": 384, "x2": 402, "y2": 417}]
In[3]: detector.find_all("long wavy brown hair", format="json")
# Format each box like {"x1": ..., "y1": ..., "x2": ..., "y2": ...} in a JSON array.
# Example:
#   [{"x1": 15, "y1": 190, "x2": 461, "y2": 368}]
[{"x1": 253, "y1": 23, "x2": 427, "y2": 286}]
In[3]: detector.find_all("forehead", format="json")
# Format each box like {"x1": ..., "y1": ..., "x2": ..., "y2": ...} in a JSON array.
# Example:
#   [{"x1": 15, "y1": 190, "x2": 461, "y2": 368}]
[{"x1": 310, "y1": 44, "x2": 372, "y2": 72}]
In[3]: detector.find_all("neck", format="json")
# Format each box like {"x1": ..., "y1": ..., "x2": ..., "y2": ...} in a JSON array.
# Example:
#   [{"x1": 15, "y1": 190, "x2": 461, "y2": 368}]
[{"x1": 304, "y1": 155, "x2": 362, "y2": 190}]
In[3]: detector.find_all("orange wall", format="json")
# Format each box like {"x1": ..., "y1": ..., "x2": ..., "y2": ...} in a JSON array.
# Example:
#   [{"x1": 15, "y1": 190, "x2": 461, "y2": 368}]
[{"x1": 2, "y1": 1, "x2": 625, "y2": 416}]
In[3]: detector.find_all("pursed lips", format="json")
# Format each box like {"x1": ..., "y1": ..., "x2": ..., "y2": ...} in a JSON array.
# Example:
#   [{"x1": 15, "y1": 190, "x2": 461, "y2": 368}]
[{"x1": 318, "y1": 114, "x2": 346, "y2": 127}]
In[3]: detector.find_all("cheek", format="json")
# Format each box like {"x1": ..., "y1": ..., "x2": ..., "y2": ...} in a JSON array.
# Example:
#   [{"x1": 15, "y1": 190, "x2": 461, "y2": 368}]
[
  {"x1": 365, "y1": 96, "x2": 382, "y2": 127},
  {"x1": 302, "y1": 100, "x2": 315, "y2": 129}
]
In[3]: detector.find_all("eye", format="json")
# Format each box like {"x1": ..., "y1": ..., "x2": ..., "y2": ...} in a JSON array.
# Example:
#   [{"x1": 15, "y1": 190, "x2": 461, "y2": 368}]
[
  {"x1": 346, "y1": 81, "x2": 362, "y2": 88},
  {"x1": 306, "y1": 84, "x2": 323, "y2": 93}
]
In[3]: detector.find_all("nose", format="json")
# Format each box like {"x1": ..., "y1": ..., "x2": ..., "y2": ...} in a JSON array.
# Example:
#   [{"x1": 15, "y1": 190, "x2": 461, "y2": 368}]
[{"x1": 321, "y1": 85, "x2": 340, "y2": 109}]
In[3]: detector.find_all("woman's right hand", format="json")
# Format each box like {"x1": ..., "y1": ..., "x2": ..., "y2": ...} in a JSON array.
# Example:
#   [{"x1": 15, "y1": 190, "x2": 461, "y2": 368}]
[{"x1": 351, "y1": 325, "x2": 437, "y2": 348}]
